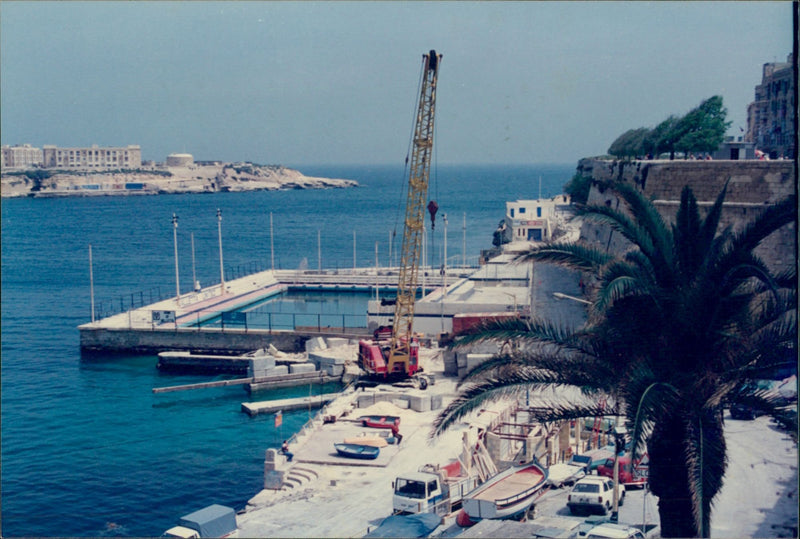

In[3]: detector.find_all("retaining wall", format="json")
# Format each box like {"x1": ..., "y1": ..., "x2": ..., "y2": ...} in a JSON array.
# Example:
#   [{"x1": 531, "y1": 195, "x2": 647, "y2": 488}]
[{"x1": 577, "y1": 158, "x2": 796, "y2": 273}]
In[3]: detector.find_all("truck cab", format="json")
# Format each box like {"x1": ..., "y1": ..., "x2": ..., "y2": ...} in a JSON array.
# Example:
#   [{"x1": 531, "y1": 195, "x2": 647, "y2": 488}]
[{"x1": 393, "y1": 471, "x2": 444, "y2": 514}]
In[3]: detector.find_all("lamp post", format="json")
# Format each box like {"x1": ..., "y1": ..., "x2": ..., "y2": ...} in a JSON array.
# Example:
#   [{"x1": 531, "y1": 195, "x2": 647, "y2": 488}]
[
  {"x1": 191, "y1": 232, "x2": 199, "y2": 291},
  {"x1": 172, "y1": 213, "x2": 180, "y2": 300},
  {"x1": 553, "y1": 292, "x2": 591, "y2": 305},
  {"x1": 442, "y1": 213, "x2": 448, "y2": 298},
  {"x1": 269, "y1": 212, "x2": 275, "y2": 271},
  {"x1": 217, "y1": 209, "x2": 224, "y2": 290},
  {"x1": 89, "y1": 244, "x2": 95, "y2": 322},
  {"x1": 502, "y1": 291, "x2": 518, "y2": 313},
  {"x1": 611, "y1": 426, "x2": 627, "y2": 523}
]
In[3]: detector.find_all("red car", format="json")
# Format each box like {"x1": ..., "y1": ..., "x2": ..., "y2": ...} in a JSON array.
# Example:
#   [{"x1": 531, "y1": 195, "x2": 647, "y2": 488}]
[{"x1": 596, "y1": 454, "x2": 649, "y2": 487}]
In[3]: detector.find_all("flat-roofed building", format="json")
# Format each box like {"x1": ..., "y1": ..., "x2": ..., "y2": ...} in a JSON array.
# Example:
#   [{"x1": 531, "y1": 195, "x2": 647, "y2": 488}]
[
  {"x1": 1, "y1": 144, "x2": 44, "y2": 169},
  {"x1": 504, "y1": 194, "x2": 572, "y2": 243},
  {"x1": 42, "y1": 144, "x2": 142, "y2": 169}
]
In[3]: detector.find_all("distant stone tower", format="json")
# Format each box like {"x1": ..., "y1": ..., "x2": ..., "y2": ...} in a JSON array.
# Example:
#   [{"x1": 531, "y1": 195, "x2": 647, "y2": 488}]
[{"x1": 166, "y1": 153, "x2": 193, "y2": 167}]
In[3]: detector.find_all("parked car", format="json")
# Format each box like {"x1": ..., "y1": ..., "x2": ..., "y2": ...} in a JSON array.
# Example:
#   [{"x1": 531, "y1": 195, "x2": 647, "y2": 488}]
[
  {"x1": 567, "y1": 476, "x2": 625, "y2": 516},
  {"x1": 596, "y1": 454, "x2": 648, "y2": 487},
  {"x1": 577, "y1": 521, "x2": 646, "y2": 538}
]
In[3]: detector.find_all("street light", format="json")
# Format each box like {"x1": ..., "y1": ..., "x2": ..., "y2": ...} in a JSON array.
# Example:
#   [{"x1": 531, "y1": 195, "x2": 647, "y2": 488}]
[
  {"x1": 172, "y1": 213, "x2": 180, "y2": 300},
  {"x1": 217, "y1": 209, "x2": 224, "y2": 290},
  {"x1": 502, "y1": 291, "x2": 518, "y2": 313},
  {"x1": 611, "y1": 425, "x2": 627, "y2": 523},
  {"x1": 442, "y1": 213, "x2": 448, "y2": 298},
  {"x1": 553, "y1": 292, "x2": 591, "y2": 305}
]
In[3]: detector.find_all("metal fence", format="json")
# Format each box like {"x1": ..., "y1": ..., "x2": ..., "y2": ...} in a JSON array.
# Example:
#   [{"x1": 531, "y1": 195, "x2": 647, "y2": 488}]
[
  {"x1": 142, "y1": 309, "x2": 369, "y2": 334},
  {"x1": 93, "y1": 286, "x2": 169, "y2": 320}
]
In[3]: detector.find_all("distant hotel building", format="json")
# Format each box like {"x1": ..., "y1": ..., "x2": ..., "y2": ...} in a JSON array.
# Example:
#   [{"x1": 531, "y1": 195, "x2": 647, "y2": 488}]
[
  {"x1": 42, "y1": 144, "x2": 142, "y2": 169},
  {"x1": 745, "y1": 53, "x2": 795, "y2": 159},
  {"x1": 1, "y1": 144, "x2": 44, "y2": 169}
]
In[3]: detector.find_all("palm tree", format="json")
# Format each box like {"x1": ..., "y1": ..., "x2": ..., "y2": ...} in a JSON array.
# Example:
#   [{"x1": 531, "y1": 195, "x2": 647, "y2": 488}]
[{"x1": 433, "y1": 181, "x2": 796, "y2": 538}]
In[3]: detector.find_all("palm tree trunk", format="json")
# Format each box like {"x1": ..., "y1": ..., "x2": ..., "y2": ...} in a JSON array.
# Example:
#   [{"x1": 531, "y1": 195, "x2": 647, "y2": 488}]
[{"x1": 648, "y1": 413, "x2": 699, "y2": 537}]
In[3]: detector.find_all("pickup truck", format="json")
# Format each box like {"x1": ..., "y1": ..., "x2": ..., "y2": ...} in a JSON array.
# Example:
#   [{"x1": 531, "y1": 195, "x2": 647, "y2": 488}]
[{"x1": 569, "y1": 449, "x2": 615, "y2": 474}]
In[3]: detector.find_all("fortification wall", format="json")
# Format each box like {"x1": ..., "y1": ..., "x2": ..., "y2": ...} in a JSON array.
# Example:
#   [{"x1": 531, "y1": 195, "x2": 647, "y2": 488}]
[{"x1": 577, "y1": 158, "x2": 796, "y2": 274}]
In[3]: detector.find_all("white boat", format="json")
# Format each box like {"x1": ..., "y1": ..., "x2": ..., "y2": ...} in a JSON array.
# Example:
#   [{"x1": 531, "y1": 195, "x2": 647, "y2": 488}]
[{"x1": 462, "y1": 461, "x2": 548, "y2": 520}]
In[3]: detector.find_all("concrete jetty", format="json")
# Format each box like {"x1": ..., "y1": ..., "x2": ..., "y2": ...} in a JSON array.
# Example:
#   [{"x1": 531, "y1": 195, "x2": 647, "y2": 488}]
[
  {"x1": 79, "y1": 267, "x2": 461, "y2": 356},
  {"x1": 241, "y1": 393, "x2": 342, "y2": 417}
]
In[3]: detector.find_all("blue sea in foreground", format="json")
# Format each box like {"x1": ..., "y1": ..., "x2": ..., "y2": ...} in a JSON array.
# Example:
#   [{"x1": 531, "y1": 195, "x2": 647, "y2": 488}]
[{"x1": 0, "y1": 163, "x2": 574, "y2": 537}]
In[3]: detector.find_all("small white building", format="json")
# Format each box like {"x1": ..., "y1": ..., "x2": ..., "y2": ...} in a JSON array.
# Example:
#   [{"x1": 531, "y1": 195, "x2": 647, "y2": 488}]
[{"x1": 504, "y1": 194, "x2": 572, "y2": 243}]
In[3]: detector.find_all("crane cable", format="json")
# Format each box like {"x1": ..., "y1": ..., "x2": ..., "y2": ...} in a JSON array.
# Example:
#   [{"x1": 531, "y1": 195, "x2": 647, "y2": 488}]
[{"x1": 391, "y1": 57, "x2": 427, "y2": 270}]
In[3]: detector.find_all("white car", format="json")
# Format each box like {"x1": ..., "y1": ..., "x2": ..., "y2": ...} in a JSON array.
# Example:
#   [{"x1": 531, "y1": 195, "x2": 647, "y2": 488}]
[
  {"x1": 579, "y1": 522, "x2": 646, "y2": 538},
  {"x1": 567, "y1": 476, "x2": 625, "y2": 515}
]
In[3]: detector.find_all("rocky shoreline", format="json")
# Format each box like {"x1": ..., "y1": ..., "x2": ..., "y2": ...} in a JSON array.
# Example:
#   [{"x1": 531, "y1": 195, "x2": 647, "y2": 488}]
[{"x1": 0, "y1": 163, "x2": 358, "y2": 198}]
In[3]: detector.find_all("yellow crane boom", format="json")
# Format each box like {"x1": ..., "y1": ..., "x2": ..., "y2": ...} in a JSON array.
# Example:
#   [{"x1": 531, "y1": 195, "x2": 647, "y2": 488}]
[{"x1": 387, "y1": 50, "x2": 442, "y2": 375}]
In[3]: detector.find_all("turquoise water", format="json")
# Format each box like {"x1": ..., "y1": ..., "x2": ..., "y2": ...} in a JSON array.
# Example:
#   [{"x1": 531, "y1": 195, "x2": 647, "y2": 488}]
[{"x1": 1, "y1": 163, "x2": 574, "y2": 537}]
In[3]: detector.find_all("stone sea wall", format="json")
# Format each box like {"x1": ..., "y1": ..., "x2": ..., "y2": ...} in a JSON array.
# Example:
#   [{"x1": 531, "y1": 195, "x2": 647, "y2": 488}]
[{"x1": 577, "y1": 158, "x2": 796, "y2": 274}]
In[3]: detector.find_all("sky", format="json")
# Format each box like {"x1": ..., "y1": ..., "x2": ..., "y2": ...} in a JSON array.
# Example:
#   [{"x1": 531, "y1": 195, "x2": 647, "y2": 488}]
[{"x1": 0, "y1": 1, "x2": 793, "y2": 166}]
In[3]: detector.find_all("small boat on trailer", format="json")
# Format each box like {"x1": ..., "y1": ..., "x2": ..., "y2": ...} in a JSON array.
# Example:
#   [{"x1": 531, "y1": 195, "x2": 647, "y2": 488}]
[
  {"x1": 334, "y1": 442, "x2": 381, "y2": 460},
  {"x1": 462, "y1": 461, "x2": 548, "y2": 520}
]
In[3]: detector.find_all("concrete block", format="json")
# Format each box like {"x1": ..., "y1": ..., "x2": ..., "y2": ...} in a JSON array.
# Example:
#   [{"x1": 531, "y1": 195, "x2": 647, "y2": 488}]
[
  {"x1": 264, "y1": 469, "x2": 286, "y2": 490},
  {"x1": 406, "y1": 394, "x2": 431, "y2": 412},
  {"x1": 430, "y1": 394, "x2": 443, "y2": 411},
  {"x1": 325, "y1": 364, "x2": 344, "y2": 376},
  {"x1": 305, "y1": 336, "x2": 327, "y2": 352},
  {"x1": 268, "y1": 365, "x2": 289, "y2": 376},
  {"x1": 248, "y1": 356, "x2": 276, "y2": 377},
  {"x1": 264, "y1": 448, "x2": 279, "y2": 470},
  {"x1": 309, "y1": 353, "x2": 346, "y2": 367},
  {"x1": 392, "y1": 398, "x2": 410, "y2": 409},
  {"x1": 325, "y1": 337, "x2": 349, "y2": 348},
  {"x1": 290, "y1": 362, "x2": 317, "y2": 374},
  {"x1": 357, "y1": 394, "x2": 375, "y2": 408}
]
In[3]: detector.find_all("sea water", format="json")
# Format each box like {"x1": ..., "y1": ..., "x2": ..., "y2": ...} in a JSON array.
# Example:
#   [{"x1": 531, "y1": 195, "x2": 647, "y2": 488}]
[{"x1": 0, "y1": 163, "x2": 573, "y2": 537}]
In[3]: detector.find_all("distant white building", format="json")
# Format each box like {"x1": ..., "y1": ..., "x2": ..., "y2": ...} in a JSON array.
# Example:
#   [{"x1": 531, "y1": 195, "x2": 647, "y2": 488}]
[
  {"x1": 504, "y1": 194, "x2": 572, "y2": 243},
  {"x1": 1, "y1": 144, "x2": 43, "y2": 169},
  {"x1": 41, "y1": 144, "x2": 141, "y2": 169}
]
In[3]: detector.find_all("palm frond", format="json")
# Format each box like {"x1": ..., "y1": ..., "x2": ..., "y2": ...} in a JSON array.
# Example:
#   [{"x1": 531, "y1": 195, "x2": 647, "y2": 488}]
[
  {"x1": 625, "y1": 368, "x2": 681, "y2": 464},
  {"x1": 697, "y1": 180, "x2": 729, "y2": 258},
  {"x1": 449, "y1": 317, "x2": 535, "y2": 348},
  {"x1": 729, "y1": 194, "x2": 796, "y2": 254},
  {"x1": 515, "y1": 242, "x2": 612, "y2": 272},
  {"x1": 612, "y1": 181, "x2": 675, "y2": 269},
  {"x1": 431, "y1": 371, "x2": 556, "y2": 437},
  {"x1": 574, "y1": 203, "x2": 658, "y2": 261}
]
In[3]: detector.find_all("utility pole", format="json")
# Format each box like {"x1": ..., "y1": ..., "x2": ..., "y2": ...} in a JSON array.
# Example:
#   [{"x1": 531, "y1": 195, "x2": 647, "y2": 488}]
[
  {"x1": 172, "y1": 213, "x2": 180, "y2": 300},
  {"x1": 217, "y1": 209, "x2": 224, "y2": 290},
  {"x1": 89, "y1": 244, "x2": 95, "y2": 322},
  {"x1": 270, "y1": 212, "x2": 275, "y2": 271}
]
